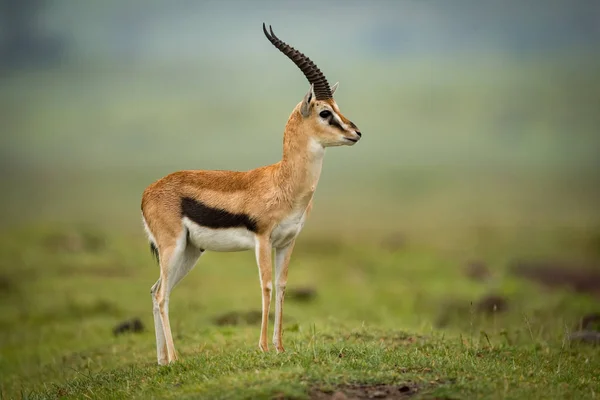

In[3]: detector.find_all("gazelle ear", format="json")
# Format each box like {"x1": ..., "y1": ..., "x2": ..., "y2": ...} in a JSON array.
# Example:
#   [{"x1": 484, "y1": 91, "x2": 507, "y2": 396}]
[
  {"x1": 331, "y1": 82, "x2": 339, "y2": 96},
  {"x1": 300, "y1": 84, "x2": 315, "y2": 117}
]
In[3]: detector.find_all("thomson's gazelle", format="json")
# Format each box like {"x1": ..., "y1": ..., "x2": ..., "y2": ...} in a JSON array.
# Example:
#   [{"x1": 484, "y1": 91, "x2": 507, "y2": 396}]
[{"x1": 141, "y1": 24, "x2": 362, "y2": 365}]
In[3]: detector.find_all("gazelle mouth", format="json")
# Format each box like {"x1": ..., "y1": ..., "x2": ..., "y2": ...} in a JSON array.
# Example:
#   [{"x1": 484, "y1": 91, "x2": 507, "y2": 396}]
[{"x1": 345, "y1": 137, "x2": 359, "y2": 143}]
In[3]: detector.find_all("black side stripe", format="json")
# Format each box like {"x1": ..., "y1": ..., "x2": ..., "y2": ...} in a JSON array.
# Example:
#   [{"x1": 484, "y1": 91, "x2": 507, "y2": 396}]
[{"x1": 181, "y1": 197, "x2": 259, "y2": 233}]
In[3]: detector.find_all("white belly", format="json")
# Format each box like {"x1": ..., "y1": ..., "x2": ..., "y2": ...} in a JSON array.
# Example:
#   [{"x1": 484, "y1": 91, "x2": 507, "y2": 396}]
[
  {"x1": 271, "y1": 210, "x2": 307, "y2": 249},
  {"x1": 183, "y1": 217, "x2": 256, "y2": 252}
]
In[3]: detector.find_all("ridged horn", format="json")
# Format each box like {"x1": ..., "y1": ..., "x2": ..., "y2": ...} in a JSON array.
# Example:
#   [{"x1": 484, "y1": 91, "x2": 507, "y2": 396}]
[{"x1": 263, "y1": 23, "x2": 332, "y2": 100}]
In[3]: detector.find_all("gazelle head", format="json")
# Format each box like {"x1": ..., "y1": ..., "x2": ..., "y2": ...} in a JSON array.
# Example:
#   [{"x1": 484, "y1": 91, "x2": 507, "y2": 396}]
[{"x1": 263, "y1": 24, "x2": 362, "y2": 148}]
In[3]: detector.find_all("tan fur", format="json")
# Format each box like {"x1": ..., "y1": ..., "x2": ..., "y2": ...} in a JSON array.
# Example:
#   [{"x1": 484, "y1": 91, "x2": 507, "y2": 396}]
[{"x1": 142, "y1": 94, "x2": 360, "y2": 365}]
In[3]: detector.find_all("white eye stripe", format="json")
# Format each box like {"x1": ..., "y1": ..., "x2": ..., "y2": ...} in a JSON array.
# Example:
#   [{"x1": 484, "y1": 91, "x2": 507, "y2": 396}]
[{"x1": 331, "y1": 111, "x2": 347, "y2": 130}]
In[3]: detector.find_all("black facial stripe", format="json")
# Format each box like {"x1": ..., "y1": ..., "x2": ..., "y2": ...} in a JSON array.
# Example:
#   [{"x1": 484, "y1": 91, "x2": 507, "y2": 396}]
[
  {"x1": 181, "y1": 197, "x2": 258, "y2": 233},
  {"x1": 328, "y1": 115, "x2": 345, "y2": 131}
]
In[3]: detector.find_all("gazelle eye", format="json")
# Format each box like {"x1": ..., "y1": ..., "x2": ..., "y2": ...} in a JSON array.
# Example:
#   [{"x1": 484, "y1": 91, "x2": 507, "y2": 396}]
[{"x1": 319, "y1": 110, "x2": 331, "y2": 119}]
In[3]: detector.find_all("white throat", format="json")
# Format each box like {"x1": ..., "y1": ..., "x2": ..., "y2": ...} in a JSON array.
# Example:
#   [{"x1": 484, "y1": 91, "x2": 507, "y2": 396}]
[{"x1": 306, "y1": 137, "x2": 325, "y2": 190}]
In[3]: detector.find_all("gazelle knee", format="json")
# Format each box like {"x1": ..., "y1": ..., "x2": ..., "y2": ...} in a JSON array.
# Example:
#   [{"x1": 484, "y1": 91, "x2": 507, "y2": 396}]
[
  {"x1": 263, "y1": 281, "x2": 272, "y2": 297},
  {"x1": 156, "y1": 296, "x2": 167, "y2": 310},
  {"x1": 152, "y1": 297, "x2": 161, "y2": 313},
  {"x1": 152, "y1": 289, "x2": 167, "y2": 311},
  {"x1": 150, "y1": 279, "x2": 161, "y2": 295}
]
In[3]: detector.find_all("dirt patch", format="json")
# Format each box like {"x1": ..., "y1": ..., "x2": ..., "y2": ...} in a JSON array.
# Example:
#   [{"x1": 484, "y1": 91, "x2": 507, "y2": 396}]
[
  {"x1": 568, "y1": 331, "x2": 600, "y2": 345},
  {"x1": 475, "y1": 294, "x2": 508, "y2": 314},
  {"x1": 113, "y1": 317, "x2": 144, "y2": 336},
  {"x1": 464, "y1": 261, "x2": 491, "y2": 282},
  {"x1": 287, "y1": 286, "x2": 317, "y2": 302},
  {"x1": 310, "y1": 383, "x2": 418, "y2": 399},
  {"x1": 578, "y1": 313, "x2": 600, "y2": 331},
  {"x1": 213, "y1": 310, "x2": 274, "y2": 326},
  {"x1": 569, "y1": 313, "x2": 600, "y2": 344},
  {"x1": 509, "y1": 261, "x2": 600, "y2": 296}
]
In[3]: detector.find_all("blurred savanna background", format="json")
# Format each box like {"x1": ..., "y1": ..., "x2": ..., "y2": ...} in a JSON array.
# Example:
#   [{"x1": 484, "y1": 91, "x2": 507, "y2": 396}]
[{"x1": 1, "y1": 1, "x2": 599, "y2": 398}]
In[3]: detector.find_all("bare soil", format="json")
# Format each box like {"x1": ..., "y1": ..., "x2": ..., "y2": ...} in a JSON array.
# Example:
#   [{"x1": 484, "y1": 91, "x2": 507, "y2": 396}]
[
  {"x1": 509, "y1": 261, "x2": 600, "y2": 296},
  {"x1": 309, "y1": 383, "x2": 419, "y2": 400},
  {"x1": 287, "y1": 286, "x2": 317, "y2": 302}
]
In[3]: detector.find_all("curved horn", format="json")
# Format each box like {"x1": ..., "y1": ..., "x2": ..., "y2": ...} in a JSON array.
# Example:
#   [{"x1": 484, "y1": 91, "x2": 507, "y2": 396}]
[{"x1": 263, "y1": 23, "x2": 332, "y2": 100}]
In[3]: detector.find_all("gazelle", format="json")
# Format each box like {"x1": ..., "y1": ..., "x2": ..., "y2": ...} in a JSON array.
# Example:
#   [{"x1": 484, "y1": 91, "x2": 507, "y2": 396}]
[{"x1": 141, "y1": 23, "x2": 362, "y2": 365}]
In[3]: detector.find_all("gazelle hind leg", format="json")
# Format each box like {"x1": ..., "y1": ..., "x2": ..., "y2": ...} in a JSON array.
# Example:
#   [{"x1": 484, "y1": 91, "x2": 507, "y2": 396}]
[
  {"x1": 151, "y1": 277, "x2": 168, "y2": 365},
  {"x1": 153, "y1": 230, "x2": 203, "y2": 364}
]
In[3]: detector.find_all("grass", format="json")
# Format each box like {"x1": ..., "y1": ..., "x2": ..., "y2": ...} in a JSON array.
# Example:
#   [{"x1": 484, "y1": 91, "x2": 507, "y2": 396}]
[
  {"x1": 0, "y1": 225, "x2": 598, "y2": 399},
  {"x1": 1, "y1": 56, "x2": 599, "y2": 398}
]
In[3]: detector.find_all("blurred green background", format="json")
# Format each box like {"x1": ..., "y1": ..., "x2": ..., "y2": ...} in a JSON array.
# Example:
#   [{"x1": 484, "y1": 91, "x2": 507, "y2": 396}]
[
  {"x1": 1, "y1": 0, "x2": 598, "y2": 241},
  {"x1": 1, "y1": 2, "x2": 600, "y2": 397}
]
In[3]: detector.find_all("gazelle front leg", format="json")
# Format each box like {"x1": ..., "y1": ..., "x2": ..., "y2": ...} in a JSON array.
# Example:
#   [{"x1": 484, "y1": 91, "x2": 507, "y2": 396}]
[
  {"x1": 273, "y1": 240, "x2": 295, "y2": 353},
  {"x1": 255, "y1": 236, "x2": 273, "y2": 352}
]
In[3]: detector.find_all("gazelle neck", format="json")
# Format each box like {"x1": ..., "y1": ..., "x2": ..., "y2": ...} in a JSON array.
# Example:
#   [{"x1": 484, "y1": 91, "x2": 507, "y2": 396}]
[{"x1": 275, "y1": 110, "x2": 325, "y2": 209}]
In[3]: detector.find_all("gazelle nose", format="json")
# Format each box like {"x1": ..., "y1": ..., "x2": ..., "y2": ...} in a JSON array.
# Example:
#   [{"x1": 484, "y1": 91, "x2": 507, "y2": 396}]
[{"x1": 356, "y1": 131, "x2": 362, "y2": 137}]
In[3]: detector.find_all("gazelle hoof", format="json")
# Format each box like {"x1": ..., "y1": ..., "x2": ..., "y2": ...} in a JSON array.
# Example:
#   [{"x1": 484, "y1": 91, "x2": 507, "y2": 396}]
[
  {"x1": 157, "y1": 358, "x2": 169, "y2": 366},
  {"x1": 259, "y1": 342, "x2": 269, "y2": 352}
]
